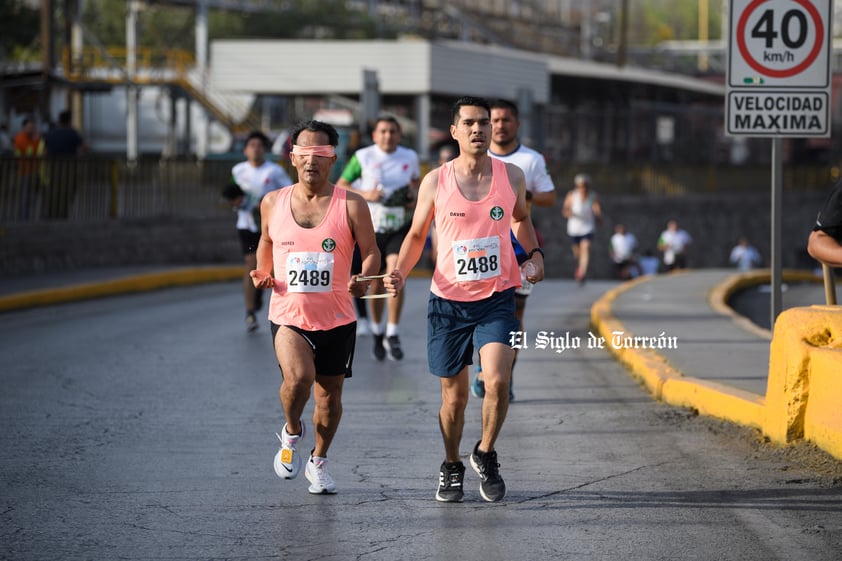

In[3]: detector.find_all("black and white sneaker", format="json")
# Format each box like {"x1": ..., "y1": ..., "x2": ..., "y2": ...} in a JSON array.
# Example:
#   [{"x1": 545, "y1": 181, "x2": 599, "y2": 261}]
[
  {"x1": 245, "y1": 312, "x2": 259, "y2": 332},
  {"x1": 470, "y1": 441, "x2": 506, "y2": 502},
  {"x1": 436, "y1": 461, "x2": 465, "y2": 503},
  {"x1": 385, "y1": 335, "x2": 404, "y2": 361},
  {"x1": 372, "y1": 334, "x2": 386, "y2": 361}
]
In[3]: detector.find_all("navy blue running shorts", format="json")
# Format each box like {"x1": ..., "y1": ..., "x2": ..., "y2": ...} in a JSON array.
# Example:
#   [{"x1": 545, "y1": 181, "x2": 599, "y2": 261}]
[
  {"x1": 568, "y1": 232, "x2": 594, "y2": 246},
  {"x1": 427, "y1": 288, "x2": 519, "y2": 378},
  {"x1": 271, "y1": 321, "x2": 356, "y2": 378}
]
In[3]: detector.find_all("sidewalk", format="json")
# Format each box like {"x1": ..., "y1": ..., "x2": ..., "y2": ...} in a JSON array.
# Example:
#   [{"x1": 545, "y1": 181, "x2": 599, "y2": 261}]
[{"x1": 591, "y1": 268, "x2": 828, "y2": 430}]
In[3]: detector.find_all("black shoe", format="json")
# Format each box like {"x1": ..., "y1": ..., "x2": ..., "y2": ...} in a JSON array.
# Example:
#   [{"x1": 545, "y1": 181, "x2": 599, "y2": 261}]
[
  {"x1": 385, "y1": 335, "x2": 404, "y2": 361},
  {"x1": 245, "y1": 312, "x2": 259, "y2": 332},
  {"x1": 372, "y1": 334, "x2": 386, "y2": 361},
  {"x1": 470, "y1": 441, "x2": 506, "y2": 502},
  {"x1": 436, "y1": 461, "x2": 465, "y2": 503}
]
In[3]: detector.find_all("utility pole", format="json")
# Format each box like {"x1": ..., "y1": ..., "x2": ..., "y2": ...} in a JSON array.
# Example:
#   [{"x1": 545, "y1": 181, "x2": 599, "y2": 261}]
[
  {"x1": 195, "y1": 0, "x2": 209, "y2": 159},
  {"x1": 40, "y1": 0, "x2": 54, "y2": 123},
  {"x1": 698, "y1": 0, "x2": 709, "y2": 72},
  {"x1": 616, "y1": 0, "x2": 628, "y2": 67},
  {"x1": 580, "y1": 0, "x2": 592, "y2": 60},
  {"x1": 68, "y1": 0, "x2": 84, "y2": 130},
  {"x1": 126, "y1": 0, "x2": 139, "y2": 164}
]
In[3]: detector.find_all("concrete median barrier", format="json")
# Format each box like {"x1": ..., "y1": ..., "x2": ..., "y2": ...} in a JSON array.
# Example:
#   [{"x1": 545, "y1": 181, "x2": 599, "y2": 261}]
[{"x1": 765, "y1": 305, "x2": 842, "y2": 459}]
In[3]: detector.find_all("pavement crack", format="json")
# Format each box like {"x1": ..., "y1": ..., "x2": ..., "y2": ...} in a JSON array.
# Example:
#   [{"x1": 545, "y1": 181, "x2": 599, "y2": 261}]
[{"x1": 517, "y1": 462, "x2": 668, "y2": 503}]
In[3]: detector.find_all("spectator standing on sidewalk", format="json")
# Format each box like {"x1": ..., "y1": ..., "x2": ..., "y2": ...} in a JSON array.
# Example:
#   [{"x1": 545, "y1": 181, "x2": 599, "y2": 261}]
[
  {"x1": 729, "y1": 236, "x2": 762, "y2": 271},
  {"x1": 41, "y1": 110, "x2": 88, "y2": 219},
  {"x1": 637, "y1": 249, "x2": 661, "y2": 276},
  {"x1": 0, "y1": 123, "x2": 12, "y2": 155},
  {"x1": 383, "y1": 96, "x2": 544, "y2": 503},
  {"x1": 250, "y1": 120, "x2": 380, "y2": 495},
  {"x1": 337, "y1": 116, "x2": 421, "y2": 361},
  {"x1": 609, "y1": 223, "x2": 639, "y2": 279},
  {"x1": 229, "y1": 131, "x2": 292, "y2": 332},
  {"x1": 12, "y1": 117, "x2": 42, "y2": 220}
]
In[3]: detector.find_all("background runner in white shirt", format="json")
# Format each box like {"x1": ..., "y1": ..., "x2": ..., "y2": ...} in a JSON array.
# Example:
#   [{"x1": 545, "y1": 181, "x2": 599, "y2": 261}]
[
  {"x1": 228, "y1": 130, "x2": 292, "y2": 332},
  {"x1": 337, "y1": 116, "x2": 420, "y2": 362}
]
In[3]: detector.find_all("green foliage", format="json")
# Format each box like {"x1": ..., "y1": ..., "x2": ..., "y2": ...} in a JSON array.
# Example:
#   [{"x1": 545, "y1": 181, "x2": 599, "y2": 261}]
[
  {"x1": 82, "y1": 0, "x2": 129, "y2": 48},
  {"x1": 76, "y1": 0, "x2": 383, "y2": 52},
  {"x1": 4, "y1": 0, "x2": 722, "y2": 62},
  {"x1": 629, "y1": 0, "x2": 723, "y2": 46},
  {"x1": 0, "y1": 0, "x2": 41, "y2": 61},
  {"x1": 208, "y1": 0, "x2": 380, "y2": 40}
]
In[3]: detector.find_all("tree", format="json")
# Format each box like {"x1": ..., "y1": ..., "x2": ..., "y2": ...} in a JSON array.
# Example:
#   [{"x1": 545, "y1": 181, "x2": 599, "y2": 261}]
[
  {"x1": 630, "y1": 0, "x2": 722, "y2": 46},
  {"x1": 0, "y1": 0, "x2": 41, "y2": 62},
  {"x1": 79, "y1": 0, "x2": 382, "y2": 55}
]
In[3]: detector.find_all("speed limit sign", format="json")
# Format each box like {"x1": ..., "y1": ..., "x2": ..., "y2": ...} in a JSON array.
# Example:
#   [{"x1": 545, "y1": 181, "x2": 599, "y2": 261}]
[
  {"x1": 727, "y1": 0, "x2": 832, "y2": 137},
  {"x1": 729, "y1": 0, "x2": 831, "y2": 88}
]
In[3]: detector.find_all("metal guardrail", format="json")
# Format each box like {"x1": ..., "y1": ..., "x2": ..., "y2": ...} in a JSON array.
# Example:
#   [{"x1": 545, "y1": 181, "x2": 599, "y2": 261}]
[
  {"x1": 0, "y1": 156, "x2": 235, "y2": 223},
  {"x1": 3, "y1": 156, "x2": 840, "y2": 224}
]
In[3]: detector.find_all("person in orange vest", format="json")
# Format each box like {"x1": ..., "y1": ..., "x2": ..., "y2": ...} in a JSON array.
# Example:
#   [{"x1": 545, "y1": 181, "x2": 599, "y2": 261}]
[{"x1": 12, "y1": 117, "x2": 42, "y2": 220}]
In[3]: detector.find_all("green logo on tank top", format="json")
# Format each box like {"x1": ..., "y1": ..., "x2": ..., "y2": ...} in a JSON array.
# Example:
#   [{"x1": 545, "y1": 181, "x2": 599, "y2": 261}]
[
  {"x1": 490, "y1": 206, "x2": 504, "y2": 221},
  {"x1": 322, "y1": 238, "x2": 336, "y2": 252}
]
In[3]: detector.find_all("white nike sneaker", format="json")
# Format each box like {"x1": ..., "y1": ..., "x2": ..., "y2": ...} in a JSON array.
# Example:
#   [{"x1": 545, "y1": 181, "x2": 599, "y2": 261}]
[
  {"x1": 305, "y1": 455, "x2": 337, "y2": 494},
  {"x1": 273, "y1": 422, "x2": 305, "y2": 479}
]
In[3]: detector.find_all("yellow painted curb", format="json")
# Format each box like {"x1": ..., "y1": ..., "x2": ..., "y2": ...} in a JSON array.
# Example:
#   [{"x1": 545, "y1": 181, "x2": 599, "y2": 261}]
[
  {"x1": 0, "y1": 266, "x2": 245, "y2": 312},
  {"x1": 591, "y1": 273, "x2": 765, "y2": 429},
  {"x1": 590, "y1": 276, "x2": 681, "y2": 400},
  {"x1": 0, "y1": 265, "x2": 434, "y2": 313}
]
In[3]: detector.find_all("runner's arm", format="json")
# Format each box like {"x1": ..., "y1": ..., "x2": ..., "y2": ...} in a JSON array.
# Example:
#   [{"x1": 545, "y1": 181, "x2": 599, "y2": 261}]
[
  {"x1": 346, "y1": 191, "x2": 381, "y2": 297},
  {"x1": 250, "y1": 190, "x2": 279, "y2": 288},
  {"x1": 384, "y1": 169, "x2": 437, "y2": 295},
  {"x1": 508, "y1": 163, "x2": 544, "y2": 283},
  {"x1": 808, "y1": 229, "x2": 842, "y2": 267}
]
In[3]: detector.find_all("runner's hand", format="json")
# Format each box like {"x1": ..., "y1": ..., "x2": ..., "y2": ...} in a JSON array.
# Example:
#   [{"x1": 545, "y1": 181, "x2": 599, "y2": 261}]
[
  {"x1": 249, "y1": 270, "x2": 274, "y2": 289},
  {"x1": 348, "y1": 275, "x2": 372, "y2": 298},
  {"x1": 383, "y1": 269, "x2": 404, "y2": 296}
]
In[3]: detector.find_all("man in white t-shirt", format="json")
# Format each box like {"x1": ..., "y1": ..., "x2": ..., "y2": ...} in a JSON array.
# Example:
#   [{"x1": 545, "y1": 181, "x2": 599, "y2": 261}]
[
  {"x1": 227, "y1": 131, "x2": 292, "y2": 332},
  {"x1": 610, "y1": 223, "x2": 639, "y2": 279},
  {"x1": 337, "y1": 116, "x2": 420, "y2": 361},
  {"x1": 471, "y1": 99, "x2": 557, "y2": 402},
  {"x1": 657, "y1": 219, "x2": 692, "y2": 271}
]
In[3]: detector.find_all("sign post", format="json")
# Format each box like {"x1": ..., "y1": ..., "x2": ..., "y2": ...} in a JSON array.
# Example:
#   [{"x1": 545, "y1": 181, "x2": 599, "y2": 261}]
[{"x1": 726, "y1": 0, "x2": 833, "y2": 329}]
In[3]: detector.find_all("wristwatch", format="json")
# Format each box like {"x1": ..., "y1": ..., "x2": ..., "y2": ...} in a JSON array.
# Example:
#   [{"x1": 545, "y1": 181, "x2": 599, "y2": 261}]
[{"x1": 527, "y1": 248, "x2": 545, "y2": 260}]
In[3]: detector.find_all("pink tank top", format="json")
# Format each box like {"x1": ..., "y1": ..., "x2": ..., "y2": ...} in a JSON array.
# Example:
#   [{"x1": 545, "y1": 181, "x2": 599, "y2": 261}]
[
  {"x1": 431, "y1": 158, "x2": 521, "y2": 301},
  {"x1": 267, "y1": 185, "x2": 356, "y2": 330}
]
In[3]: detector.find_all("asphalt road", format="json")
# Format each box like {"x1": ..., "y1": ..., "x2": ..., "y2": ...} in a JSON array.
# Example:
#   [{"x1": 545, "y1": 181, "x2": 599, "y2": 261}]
[{"x1": 2, "y1": 278, "x2": 841, "y2": 560}]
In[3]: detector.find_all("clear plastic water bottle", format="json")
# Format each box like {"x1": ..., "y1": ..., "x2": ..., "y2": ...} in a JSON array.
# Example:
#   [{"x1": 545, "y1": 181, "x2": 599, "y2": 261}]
[
  {"x1": 517, "y1": 261, "x2": 536, "y2": 296},
  {"x1": 521, "y1": 261, "x2": 536, "y2": 281}
]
